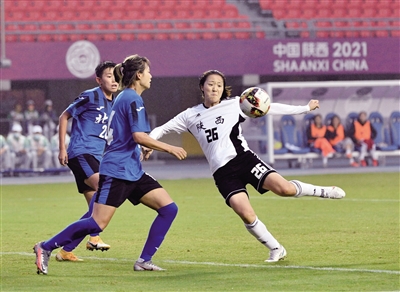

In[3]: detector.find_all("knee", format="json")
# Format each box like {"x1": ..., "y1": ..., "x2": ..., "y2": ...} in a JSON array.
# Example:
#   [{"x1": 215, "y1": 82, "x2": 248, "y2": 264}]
[
  {"x1": 158, "y1": 202, "x2": 178, "y2": 218},
  {"x1": 275, "y1": 181, "x2": 296, "y2": 196}
]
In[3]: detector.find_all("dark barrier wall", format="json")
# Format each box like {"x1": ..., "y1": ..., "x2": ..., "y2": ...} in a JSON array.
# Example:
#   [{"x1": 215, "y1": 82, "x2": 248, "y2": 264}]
[{"x1": 1, "y1": 38, "x2": 399, "y2": 81}]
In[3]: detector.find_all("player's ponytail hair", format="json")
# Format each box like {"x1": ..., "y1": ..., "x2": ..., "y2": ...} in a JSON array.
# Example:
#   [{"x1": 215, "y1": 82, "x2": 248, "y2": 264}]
[
  {"x1": 199, "y1": 70, "x2": 232, "y2": 100},
  {"x1": 114, "y1": 54, "x2": 150, "y2": 90}
]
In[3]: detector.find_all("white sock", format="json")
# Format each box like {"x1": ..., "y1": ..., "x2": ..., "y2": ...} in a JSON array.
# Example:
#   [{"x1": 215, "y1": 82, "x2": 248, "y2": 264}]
[
  {"x1": 245, "y1": 217, "x2": 280, "y2": 250},
  {"x1": 291, "y1": 180, "x2": 332, "y2": 198}
]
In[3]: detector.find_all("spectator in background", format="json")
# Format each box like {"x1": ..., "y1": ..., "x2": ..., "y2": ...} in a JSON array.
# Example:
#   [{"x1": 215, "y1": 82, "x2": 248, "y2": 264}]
[
  {"x1": 28, "y1": 125, "x2": 52, "y2": 171},
  {"x1": 7, "y1": 123, "x2": 32, "y2": 170},
  {"x1": 306, "y1": 114, "x2": 336, "y2": 167},
  {"x1": 50, "y1": 126, "x2": 70, "y2": 169},
  {"x1": 24, "y1": 100, "x2": 39, "y2": 135},
  {"x1": 0, "y1": 134, "x2": 11, "y2": 172},
  {"x1": 326, "y1": 115, "x2": 358, "y2": 167},
  {"x1": 8, "y1": 103, "x2": 24, "y2": 131},
  {"x1": 348, "y1": 111, "x2": 378, "y2": 167},
  {"x1": 40, "y1": 100, "x2": 58, "y2": 141}
]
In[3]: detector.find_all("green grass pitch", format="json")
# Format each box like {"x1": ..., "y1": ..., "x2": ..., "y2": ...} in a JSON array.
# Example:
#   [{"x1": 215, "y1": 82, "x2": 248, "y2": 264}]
[{"x1": 1, "y1": 172, "x2": 399, "y2": 291}]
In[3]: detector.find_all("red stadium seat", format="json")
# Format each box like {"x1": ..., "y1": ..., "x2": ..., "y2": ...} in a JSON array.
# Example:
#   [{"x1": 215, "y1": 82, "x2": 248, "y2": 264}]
[
  {"x1": 362, "y1": 8, "x2": 377, "y2": 18},
  {"x1": 185, "y1": 32, "x2": 202, "y2": 40},
  {"x1": 42, "y1": 10, "x2": 61, "y2": 21},
  {"x1": 154, "y1": 33, "x2": 169, "y2": 40},
  {"x1": 158, "y1": 9, "x2": 174, "y2": 19},
  {"x1": 191, "y1": 9, "x2": 206, "y2": 19},
  {"x1": 137, "y1": 33, "x2": 153, "y2": 40},
  {"x1": 169, "y1": 33, "x2": 185, "y2": 40},
  {"x1": 348, "y1": 8, "x2": 362, "y2": 18},
  {"x1": 37, "y1": 34, "x2": 53, "y2": 42},
  {"x1": 272, "y1": 9, "x2": 286, "y2": 19},
  {"x1": 86, "y1": 34, "x2": 102, "y2": 41},
  {"x1": 302, "y1": 9, "x2": 316, "y2": 19},
  {"x1": 174, "y1": 22, "x2": 190, "y2": 29},
  {"x1": 218, "y1": 32, "x2": 234, "y2": 39},
  {"x1": 157, "y1": 22, "x2": 173, "y2": 30},
  {"x1": 377, "y1": 8, "x2": 391, "y2": 17},
  {"x1": 173, "y1": 9, "x2": 190, "y2": 19},
  {"x1": 20, "y1": 34, "x2": 36, "y2": 42},
  {"x1": 120, "y1": 33, "x2": 135, "y2": 41},
  {"x1": 202, "y1": 32, "x2": 217, "y2": 39}
]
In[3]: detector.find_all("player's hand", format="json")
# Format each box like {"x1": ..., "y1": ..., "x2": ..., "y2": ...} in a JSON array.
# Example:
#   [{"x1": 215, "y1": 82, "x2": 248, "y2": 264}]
[
  {"x1": 308, "y1": 99, "x2": 320, "y2": 111},
  {"x1": 58, "y1": 149, "x2": 68, "y2": 166},
  {"x1": 141, "y1": 146, "x2": 153, "y2": 161},
  {"x1": 169, "y1": 146, "x2": 187, "y2": 160}
]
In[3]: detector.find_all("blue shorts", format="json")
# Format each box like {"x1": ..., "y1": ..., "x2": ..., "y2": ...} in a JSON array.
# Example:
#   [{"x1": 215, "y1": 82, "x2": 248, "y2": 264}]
[
  {"x1": 68, "y1": 154, "x2": 100, "y2": 194},
  {"x1": 213, "y1": 151, "x2": 276, "y2": 206},
  {"x1": 95, "y1": 173, "x2": 163, "y2": 208}
]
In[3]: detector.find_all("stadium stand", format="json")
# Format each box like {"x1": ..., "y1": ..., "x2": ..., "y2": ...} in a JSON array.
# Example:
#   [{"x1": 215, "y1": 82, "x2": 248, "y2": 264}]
[{"x1": 3, "y1": 0, "x2": 399, "y2": 42}]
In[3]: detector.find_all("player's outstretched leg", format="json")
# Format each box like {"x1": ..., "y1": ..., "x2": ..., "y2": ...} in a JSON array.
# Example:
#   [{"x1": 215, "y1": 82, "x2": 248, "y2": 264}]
[
  {"x1": 33, "y1": 242, "x2": 52, "y2": 275},
  {"x1": 291, "y1": 180, "x2": 346, "y2": 199}
]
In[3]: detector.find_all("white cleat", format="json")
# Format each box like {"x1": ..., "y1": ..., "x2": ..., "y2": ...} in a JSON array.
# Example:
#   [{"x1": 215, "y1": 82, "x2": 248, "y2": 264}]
[
  {"x1": 265, "y1": 245, "x2": 287, "y2": 263},
  {"x1": 134, "y1": 260, "x2": 165, "y2": 271},
  {"x1": 321, "y1": 187, "x2": 346, "y2": 199}
]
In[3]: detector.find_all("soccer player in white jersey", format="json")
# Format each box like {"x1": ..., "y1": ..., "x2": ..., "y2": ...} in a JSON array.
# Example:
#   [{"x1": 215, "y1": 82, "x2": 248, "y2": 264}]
[
  {"x1": 0, "y1": 134, "x2": 11, "y2": 172},
  {"x1": 50, "y1": 126, "x2": 70, "y2": 169},
  {"x1": 33, "y1": 55, "x2": 187, "y2": 275},
  {"x1": 147, "y1": 70, "x2": 346, "y2": 263},
  {"x1": 7, "y1": 123, "x2": 32, "y2": 170},
  {"x1": 28, "y1": 125, "x2": 52, "y2": 170}
]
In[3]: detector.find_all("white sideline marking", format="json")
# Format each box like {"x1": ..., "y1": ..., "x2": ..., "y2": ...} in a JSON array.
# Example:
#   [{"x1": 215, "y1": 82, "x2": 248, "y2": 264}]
[{"x1": 3, "y1": 252, "x2": 399, "y2": 275}]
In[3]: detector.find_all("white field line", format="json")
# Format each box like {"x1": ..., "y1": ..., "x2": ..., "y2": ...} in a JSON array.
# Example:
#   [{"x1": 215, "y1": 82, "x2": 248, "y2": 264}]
[
  {"x1": 246, "y1": 196, "x2": 400, "y2": 202},
  {"x1": 2, "y1": 252, "x2": 399, "y2": 275}
]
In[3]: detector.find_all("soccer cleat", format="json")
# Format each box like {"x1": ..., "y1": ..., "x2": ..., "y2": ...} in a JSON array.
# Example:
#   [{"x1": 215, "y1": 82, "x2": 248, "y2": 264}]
[
  {"x1": 55, "y1": 249, "x2": 83, "y2": 262},
  {"x1": 350, "y1": 162, "x2": 359, "y2": 167},
  {"x1": 33, "y1": 242, "x2": 51, "y2": 275},
  {"x1": 360, "y1": 160, "x2": 367, "y2": 167},
  {"x1": 134, "y1": 260, "x2": 165, "y2": 271},
  {"x1": 372, "y1": 160, "x2": 379, "y2": 167},
  {"x1": 320, "y1": 186, "x2": 346, "y2": 199},
  {"x1": 265, "y1": 245, "x2": 287, "y2": 263},
  {"x1": 86, "y1": 236, "x2": 110, "y2": 251}
]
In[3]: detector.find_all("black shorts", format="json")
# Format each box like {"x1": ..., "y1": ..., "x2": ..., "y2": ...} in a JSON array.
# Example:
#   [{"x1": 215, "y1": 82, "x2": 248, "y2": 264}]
[
  {"x1": 213, "y1": 151, "x2": 276, "y2": 206},
  {"x1": 95, "y1": 173, "x2": 163, "y2": 208},
  {"x1": 68, "y1": 154, "x2": 100, "y2": 194}
]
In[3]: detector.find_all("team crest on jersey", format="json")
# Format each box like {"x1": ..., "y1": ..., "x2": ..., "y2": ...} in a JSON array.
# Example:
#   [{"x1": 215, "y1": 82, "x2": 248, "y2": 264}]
[{"x1": 215, "y1": 116, "x2": 224, "y2": 125}]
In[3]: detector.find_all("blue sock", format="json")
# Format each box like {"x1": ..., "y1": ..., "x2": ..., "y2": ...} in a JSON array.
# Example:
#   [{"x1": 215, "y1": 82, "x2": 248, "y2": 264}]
[
  {"x1": 139, "y1": 202, "x2": 178, "y2": 262},
  {"x1": 63, "y1": 194, "x2": 98, "y2": 252},
  {"x1": 42, "y1": 217, "x2": 102, "y2": 251}
]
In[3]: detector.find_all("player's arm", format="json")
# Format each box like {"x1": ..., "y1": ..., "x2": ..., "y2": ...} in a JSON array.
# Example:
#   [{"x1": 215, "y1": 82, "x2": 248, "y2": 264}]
[
  {"x1": 143, "y1": 111, "x2": 189, "y2": 160},
  {"x1": 133, "y1": 132, "x2": 187, "y2": 160},
  {"x1": 268, "y1": 99, "x2": 319, "y2": 115},
  {"x1": 58, "y1": 110, "x2": 71, "y2": 166}
]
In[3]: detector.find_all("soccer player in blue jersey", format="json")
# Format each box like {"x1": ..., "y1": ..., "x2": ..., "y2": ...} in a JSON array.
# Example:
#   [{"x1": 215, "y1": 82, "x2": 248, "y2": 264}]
[
  {"x1": 34, "y1": 54, "x2": 187, "y2": 275},
  {"x1": 55, "y1": 61, "x2": 118, "y2": 261}
]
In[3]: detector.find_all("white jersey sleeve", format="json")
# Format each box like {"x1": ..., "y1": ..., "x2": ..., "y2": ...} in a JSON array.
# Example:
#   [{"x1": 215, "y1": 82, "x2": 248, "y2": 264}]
[
  {"x1": 149, "y1": 110, "x2": 190, "y2": 140},
  {"x1": 268, "y1": 103, "x2": 310, "y2": 115}
]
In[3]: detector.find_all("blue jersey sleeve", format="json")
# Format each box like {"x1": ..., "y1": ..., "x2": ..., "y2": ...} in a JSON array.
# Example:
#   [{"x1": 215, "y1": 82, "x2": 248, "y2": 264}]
[
  {"x1": 66, "y1": 94, "x2": 92, "y2": 117},
  {"x1": 129, "y1": 99, "x2": 151, "y2": 133}
]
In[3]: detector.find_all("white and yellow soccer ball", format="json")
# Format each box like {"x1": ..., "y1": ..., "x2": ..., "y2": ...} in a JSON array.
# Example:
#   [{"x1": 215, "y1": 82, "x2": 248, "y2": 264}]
[{"x1": 239, "y1": 87, "x2": 271, "y2": 118}]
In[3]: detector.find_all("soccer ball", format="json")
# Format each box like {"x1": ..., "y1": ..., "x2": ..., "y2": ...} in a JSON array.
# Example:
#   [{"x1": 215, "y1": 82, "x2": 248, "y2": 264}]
[{"x1": 239, "y1": 87, "x2": 271, "y2": 118}]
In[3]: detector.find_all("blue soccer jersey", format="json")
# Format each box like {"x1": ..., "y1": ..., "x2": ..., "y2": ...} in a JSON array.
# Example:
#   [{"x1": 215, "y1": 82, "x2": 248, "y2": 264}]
[
  {"x1": 100, "y1": 88, "x2": 151, "y2": 181},
  {"x1": 66, "y1": 87, "x2": 113, "y2": 161}
]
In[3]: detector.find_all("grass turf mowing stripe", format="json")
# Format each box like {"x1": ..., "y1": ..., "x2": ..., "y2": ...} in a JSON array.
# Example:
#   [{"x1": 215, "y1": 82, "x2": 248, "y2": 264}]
[{"x1": 4, "y1": 252, "x2": 399, "y2": 275}]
